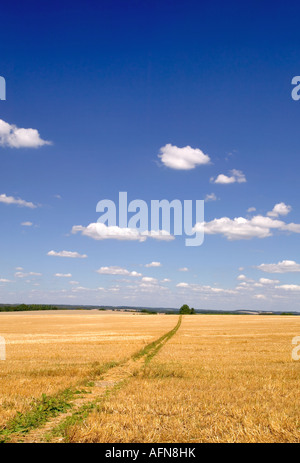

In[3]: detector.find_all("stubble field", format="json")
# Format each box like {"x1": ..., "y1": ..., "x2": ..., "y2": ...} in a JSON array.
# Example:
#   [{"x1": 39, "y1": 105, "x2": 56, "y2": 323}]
[{"x1": 0, "y1": 310, "x2": 299, "y2": 443}]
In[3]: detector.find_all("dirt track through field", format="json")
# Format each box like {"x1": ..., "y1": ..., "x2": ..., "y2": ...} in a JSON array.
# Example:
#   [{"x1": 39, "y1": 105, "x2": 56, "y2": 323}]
[{"x1": 7, "y1": 316, "x2": 182, "y2": 443}]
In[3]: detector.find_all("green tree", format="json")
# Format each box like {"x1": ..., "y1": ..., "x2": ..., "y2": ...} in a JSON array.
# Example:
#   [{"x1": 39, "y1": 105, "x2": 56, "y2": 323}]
[
  {"x1": 179, "y1": 304, "x2": 196, "y2": 314},
  {"x1": 179, "y1": 304, "x2": 191, "y2": 314}
]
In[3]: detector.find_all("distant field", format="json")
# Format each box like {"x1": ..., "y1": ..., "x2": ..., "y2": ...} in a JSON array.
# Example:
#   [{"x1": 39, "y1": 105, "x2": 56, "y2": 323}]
[{"x1": 0, "y1": 312, "x2": 300, "y2": 443}]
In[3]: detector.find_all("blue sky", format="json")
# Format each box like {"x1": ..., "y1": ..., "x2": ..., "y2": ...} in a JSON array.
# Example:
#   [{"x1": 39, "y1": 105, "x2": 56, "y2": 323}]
[{"x1": 1, "y1": 0, "x2": 300, "y2": 310}]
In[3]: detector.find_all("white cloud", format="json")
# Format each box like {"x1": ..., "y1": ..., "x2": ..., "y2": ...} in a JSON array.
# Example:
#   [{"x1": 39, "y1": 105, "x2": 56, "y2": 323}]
[
  {"x1": 47, "y1": 250, "x2": 87, "y2": 259},
  {"x1": 21, "y1": 221, "x2": 33, "y2": 226},
  {"x1": 178, "y1": 267, "x2": 189, "y2": 272},
  {"x1": 0, "y1": 193, "x2": 37, "y2": 208},
  {"x1": 15, "y1": 271, "x2": 42, "y2": 278},
  {"x1": 145, "y1": 261, "x2": 161, "y2": 267},
  {"x1": 211, "y1": 169, "x2": 246, "y2": 185},
  {"x1": 158, "y1": 144, "x2": 210, "y2": 170},
  {"x1": 200, "y1": 216, "x2": 281, "y2": 240},
  {"x1": 237, "y1": 274, "x2": 247, "y2": 280},
  {"x1": 259, "y1": 278, "x2": 280, "y2": 285},
  {"x1": 143, "y1": 230, "x2": 175, "y2": 241},
  {"x1": 275, "y1": 284, "x2": 300, "y2": 292},
  {"x1": 267, "y1": 202, "x2": 292, "y2": 218},
  {"x1": 71, "y1": 286, "x2": 96, "y2": 292},
  {"x1": 0, "y1": 278, "x2": 11, "y2": 283},
  {"x1": 161, "y1": 278, "x2": 171, "y2": 282},
  {"x1": 253, "y1": 294, "x2": 267, "y2": 300},
  {"x1": 0, "y1": 119, "x2": 51, "y2": 148},
  {"x1": 54, "y1": 273, "x2": 72, "y2": 278},
  {"x1": 257, "y1": 260, "x2": 300, "y2": 273},
  {"x1": 69, "y1": 281, "x2": 79, "y2": 285},
  {"x1": 142, "y1": 277, "x2": 157, "y2": 283},
  {"x1": 247, "y1": 207, "x2": 256, "y2": 213},
  {"x1": 205, "y1": 193, "x2": 218, "y2": 202},
  {"x1": 237, "y1": 281, "x2": 254, "y2": 289},
  {"x1": 96, "y1": 266, "x2": 142, "y2": 277},
  {"x1": 282, "y1": 223, "x2": 300, "y2": 233},
  {"x1": 176, "y1": 282, "x2": 237, "y2": 294},
  {"x1": 71, "y1": 223, "x2": 174, "y2": 242},
  {"x1": 135, "y1": 280, "x2": 168, "y2": 292},
  {"x1": 193, "y1": 207, "x2": 300, "y2": 241}
]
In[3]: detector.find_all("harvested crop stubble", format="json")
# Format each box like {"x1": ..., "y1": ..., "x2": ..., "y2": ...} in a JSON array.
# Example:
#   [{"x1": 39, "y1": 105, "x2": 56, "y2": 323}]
[
  {"x1": 0, "y1": 310, "x2": 175, "y2": 427},
  {"x1": 64, "y1": 315, "x2": 300, "y2": 443}
]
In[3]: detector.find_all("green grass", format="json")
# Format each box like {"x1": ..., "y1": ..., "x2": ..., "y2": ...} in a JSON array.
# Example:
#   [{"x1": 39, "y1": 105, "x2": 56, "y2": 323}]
[
  {"x1": 48, "y1": 380, "x2": 128, "y2": 442},
  {"x1": 133, "y1": 316, "x2": 182, "y2": 362},
  {"x1": 0, "y1": 316, "x2": 182, "y2": 443},
  {"x1": 0, "y1": 389, "x2": 75, "y2": 442}
]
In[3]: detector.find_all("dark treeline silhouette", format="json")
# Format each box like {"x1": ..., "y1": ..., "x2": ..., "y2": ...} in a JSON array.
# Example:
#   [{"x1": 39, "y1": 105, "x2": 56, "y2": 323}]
[{"x1": 0, "y1": 304, "x2": 59, "y2": 312}]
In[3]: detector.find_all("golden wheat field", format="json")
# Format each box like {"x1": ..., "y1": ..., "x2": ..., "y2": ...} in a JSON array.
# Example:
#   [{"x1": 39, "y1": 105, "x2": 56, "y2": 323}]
[{"x1": 0, "y1": 310, "x2": 300, "y2": 443}]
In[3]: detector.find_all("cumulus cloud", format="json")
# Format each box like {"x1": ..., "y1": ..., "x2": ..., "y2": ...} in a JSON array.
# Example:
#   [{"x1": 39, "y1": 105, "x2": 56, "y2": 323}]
[
  {"x1": 71, "y1": 223, "x2": 174, "y2": 242},
  {"x1": 178, "y1": 267, "x2": 189, "y2": 272},
  {"x1": 135, "y1": 280, "x2": 168, "y2": 292},
  {"x1": 72, "y1": 224, "x2": 145, "y2": 242},
  {"x1": 96, "y1": 266, "x2": 142, "y2": 277},
  {"x1": 257, "y1": 260, "x2": 300, "y2": 273},
  {"x1": 259, "y1": 278, "x2": 280, "y2": 285},
  {"x1": 253, "y1": 294, "x2": 266, "y2": 300},
  {"x1": 193, "y1": 206, "x2": 300, "y2": 240},
  {"x1": 47, "y1": 250, "x2": 87, "y2": 259},
  {"x1": 0, "y1": 278, "x2": 11, "y2": 283},
  {"x1": 247, "y1": 207, "x2": 256, "y2": 213},
  {"x1": 145, "y1": 261, "x2": 161, "y2": 267},
  {"x1": 0, "y1": 193, "x2": 37, "y2": 208},
  {"x1": 143, "y1": 230, "x2": 175, "y2": 241},
  {"x1": 267, "y1": 202, "x2": 292, "y2": 218},
  {"x1": 237, "y1": 274, "x2": 247, "y2": 280},
  {"x1": 141, "y1": 277, "x2": 157, "y2": 283},
  {"x1": 176, "y1": 282, "x2": 237, "y2": 294},
  {"x1": 275, "y1": 284, "x2": 300, "y2": 292},
  {"x1": 200, "y1": 216, "x2": 282, "y2": 240},
  {"x1": 237, "y1": 281, "x2": 254, "y2": 289},
  {"x1": 71, "y1": 286, "x2": 97, "y2": 292},
  {"x1": 15, "y1": 271, "x2": 42, "y2": 278},
  {"x1": 0, "y1": 119, "x2": 51, "y2": 148},
  {"x1": 21, "y1": 221, "x2": 33, "y2": 226},
  {"x1": 54, "y1": 273, "x2": 72, "y2": 278},
  {"x1": 158, "y1": 144, "x2": 210, "y2": 170},
  {"x1": 211, "y1": 169, "x2": 246, "y2": 185},
  {"x1": 205, "y1": 193, "x2": 218, "y2": 202}
]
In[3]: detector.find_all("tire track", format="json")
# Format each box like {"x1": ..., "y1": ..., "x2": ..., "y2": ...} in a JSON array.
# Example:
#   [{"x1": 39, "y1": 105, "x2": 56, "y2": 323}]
[{"x1": 4, "y1": 316, "x2": 182, "y2": 443}]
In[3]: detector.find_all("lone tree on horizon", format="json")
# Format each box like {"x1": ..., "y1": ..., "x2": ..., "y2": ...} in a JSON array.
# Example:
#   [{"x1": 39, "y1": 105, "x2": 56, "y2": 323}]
[{"x1": 179, "y1": 304, "x2": 195, "y2": 314}]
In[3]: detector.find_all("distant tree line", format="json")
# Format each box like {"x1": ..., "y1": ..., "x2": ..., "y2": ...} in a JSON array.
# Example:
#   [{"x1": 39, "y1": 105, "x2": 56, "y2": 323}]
[{"x1": 0, "y1": 304, "x2": 59, "y2": 312}]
